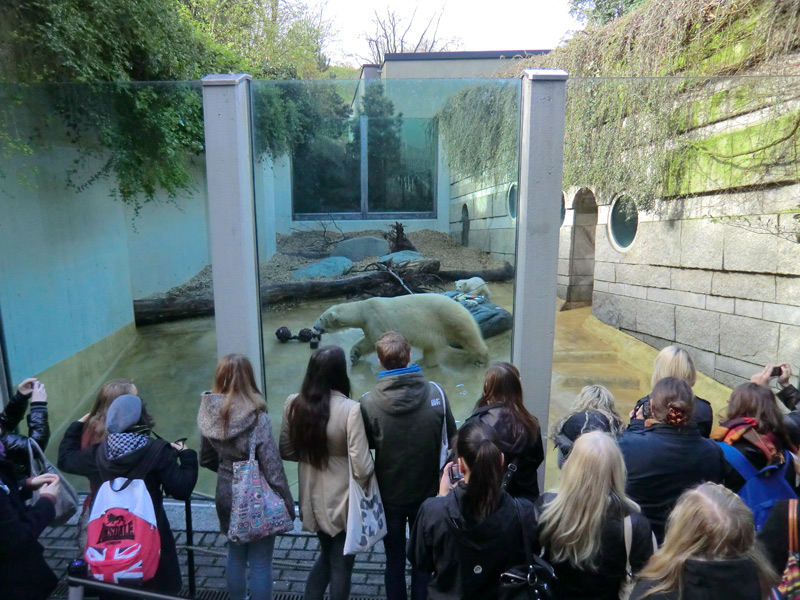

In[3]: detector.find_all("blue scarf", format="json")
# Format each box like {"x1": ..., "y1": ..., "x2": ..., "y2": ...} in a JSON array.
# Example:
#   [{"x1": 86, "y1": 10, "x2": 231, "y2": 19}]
[{"x1": 378, "y1": 364, "x2": 422, "y2": 379}]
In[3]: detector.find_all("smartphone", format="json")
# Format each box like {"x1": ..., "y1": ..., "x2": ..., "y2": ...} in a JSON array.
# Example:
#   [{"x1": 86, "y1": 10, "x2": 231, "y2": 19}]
[
  {"x1": 771, "y1": 366, "x2": 783, "y2": 378},
  {"x1": 448, "y1": 463, "x2": 463, "y2": 483}
]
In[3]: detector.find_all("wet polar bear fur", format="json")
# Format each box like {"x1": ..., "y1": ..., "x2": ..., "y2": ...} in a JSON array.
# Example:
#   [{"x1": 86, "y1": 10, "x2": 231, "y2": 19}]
[
  {"x1": 455, "y1": 277, "x2": 491, "y2": 299},
  {"x1": 314, "y1": 293, "x2": 490, "y2": 367}
]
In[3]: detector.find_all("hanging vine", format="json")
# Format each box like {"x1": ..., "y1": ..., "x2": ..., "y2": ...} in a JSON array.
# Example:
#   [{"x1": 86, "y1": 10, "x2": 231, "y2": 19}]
[{"x1": 437, "y1": 0, "x2": 800, "y2": 223}]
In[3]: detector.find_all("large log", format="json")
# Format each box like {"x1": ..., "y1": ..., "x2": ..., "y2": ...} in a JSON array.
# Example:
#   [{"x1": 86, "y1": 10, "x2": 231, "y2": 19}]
[
  {"x1": 437, "y1": 262, "x2": 514, "y2": 282},
  {"x1": 133, "y1": 261, "x2": 514, "y2": 326}
]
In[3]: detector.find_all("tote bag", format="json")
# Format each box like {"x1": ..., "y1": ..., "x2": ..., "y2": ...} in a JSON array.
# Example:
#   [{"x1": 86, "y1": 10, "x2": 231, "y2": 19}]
[
  {"x1": 27, "y1": 438, "x2": 80, "y2": 526},
  {"x1": 228, "y1": 419, "x2": 293, "y2": 543},
  {"x1": 343, "y1": 453, "x2": 387, "y2": 555}
]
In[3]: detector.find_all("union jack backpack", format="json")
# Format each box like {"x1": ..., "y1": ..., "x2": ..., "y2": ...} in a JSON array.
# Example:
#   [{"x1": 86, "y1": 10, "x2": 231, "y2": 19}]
[{"x1": 85, "y1": 442, "x2": 164, "y2": 584}]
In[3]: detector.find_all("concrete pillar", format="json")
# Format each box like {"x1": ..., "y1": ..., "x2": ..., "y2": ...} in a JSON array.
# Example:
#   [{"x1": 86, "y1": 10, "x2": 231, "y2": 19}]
[
  {"x1": 512, "y1": 69, "x2": 568, "y2": 486},
  {"x1": 201, "y1": 74, "x2": 264, "y2": 386}
]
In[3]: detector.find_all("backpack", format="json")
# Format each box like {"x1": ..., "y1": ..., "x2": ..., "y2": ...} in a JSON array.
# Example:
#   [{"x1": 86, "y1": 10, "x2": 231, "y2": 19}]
[
  {"x1": 772, "y1": 499, "x2": 800, "y2": 600},
  {"x1": 718, "y1": 442, "x2": 797, "y2": 531},
  {"x1": 84, "y1": 441, "x2": 164, "y2": 584}
]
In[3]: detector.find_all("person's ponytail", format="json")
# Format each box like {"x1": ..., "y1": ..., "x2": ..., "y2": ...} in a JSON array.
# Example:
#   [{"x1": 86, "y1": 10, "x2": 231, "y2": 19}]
[{"x1": 457, "y1": 421, "x2": 504, "y2": 522}]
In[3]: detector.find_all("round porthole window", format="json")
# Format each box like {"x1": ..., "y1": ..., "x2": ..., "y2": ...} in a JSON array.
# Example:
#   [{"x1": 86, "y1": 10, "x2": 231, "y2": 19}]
[
  {"x1": 507, "y1": 183, "x2": 518, "y2": 220},
  {"x1": 608, "y1": 194, "x2": 638, "y2": 251}
]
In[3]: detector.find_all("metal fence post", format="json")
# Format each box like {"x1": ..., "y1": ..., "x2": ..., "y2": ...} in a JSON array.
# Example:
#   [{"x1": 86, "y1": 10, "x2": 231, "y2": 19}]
[
  {"x1": 511, "y1": 69, "x2": 568, "y2": 489},
  {"x1": 201, "y1": 74, "x2": 265, "y2": 387}
]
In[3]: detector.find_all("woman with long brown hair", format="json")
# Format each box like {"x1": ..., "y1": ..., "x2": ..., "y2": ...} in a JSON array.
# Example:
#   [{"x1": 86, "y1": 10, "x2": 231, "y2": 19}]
[
  {"x1": 280, "y1": 345, "x2": 374, "y2": 600},
  {"x1": 711, "y1": 382, "x2": 798, "y2": 529},
  {"x1": 198, "y1": 353, "x2": 293, "y2": 600},
  {"x1": 462, "y1": 361, "x2": 543, "y2": 499},
  {"x1": 630, "y1": 483, "x2": 777, "y2": 600}
]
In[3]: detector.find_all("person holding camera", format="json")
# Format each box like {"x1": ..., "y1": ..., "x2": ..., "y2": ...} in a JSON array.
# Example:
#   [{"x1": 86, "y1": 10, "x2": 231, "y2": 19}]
[
  {"x1": 0, "y1": 437, "x2": 62, "y2": 600},
  {"x1": 408, "y1": 420, "x2": 538, "y2": 600},
  {"x1": 630, "y1": 346, "x2": 714, "y2": 437},
  {"x1": 359, "y1": 332, "x2": 456, "y2": 600},
  {"x1": 619, "y1": 377, "x2": 726, "y2": 543},
  {"x1": 751, "y1": 363, "x2": 800, "y2": 445},
  {"x1": 0, "y1": 378, "x2": 50, "y2": 474}
]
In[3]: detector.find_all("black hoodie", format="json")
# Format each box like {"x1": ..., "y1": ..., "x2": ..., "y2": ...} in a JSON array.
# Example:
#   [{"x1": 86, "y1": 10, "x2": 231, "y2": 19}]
[
  {"x1": 58, "y1": 420, "x2": 198, "y2": 594},
  {"x1": 360, "y1": 370, "x2": 456, "y2": 507},
  {"x1": 629, "y1": 557, "x2": 764, "y2": 600},
  {"x1": 408, "y1": 483, "x2": 538, "y2": 600}
]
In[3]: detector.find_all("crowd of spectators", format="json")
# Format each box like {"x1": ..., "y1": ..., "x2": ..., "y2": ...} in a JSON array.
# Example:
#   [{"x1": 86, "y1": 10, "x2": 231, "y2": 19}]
[{"x1": 1, "y1": 335, "x2": 798, "y2": 600}]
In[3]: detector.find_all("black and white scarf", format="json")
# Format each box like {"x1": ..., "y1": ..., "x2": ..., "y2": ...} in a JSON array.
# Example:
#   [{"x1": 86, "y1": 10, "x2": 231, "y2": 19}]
[{"x1": 106, "y1": 432, "x2": 148, "y2": 459}]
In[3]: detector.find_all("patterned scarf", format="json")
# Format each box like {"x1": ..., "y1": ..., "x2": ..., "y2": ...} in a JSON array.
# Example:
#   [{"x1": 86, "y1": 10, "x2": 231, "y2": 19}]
[
  {"x1": 711, "y1": 417, "x2": 785, "y2": 466},
  {"x1": 106, "y1": 432, "x2": 148, "y2": 460}
]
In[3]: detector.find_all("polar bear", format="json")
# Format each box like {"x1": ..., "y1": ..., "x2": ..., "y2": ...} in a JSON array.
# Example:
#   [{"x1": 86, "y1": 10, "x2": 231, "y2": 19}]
[
  {"x1": 313, "y1": 293, "x2": 490, "y2": 367},
  {"x1": 455, "y1": 277, "x2": 491, "y2": 300}
]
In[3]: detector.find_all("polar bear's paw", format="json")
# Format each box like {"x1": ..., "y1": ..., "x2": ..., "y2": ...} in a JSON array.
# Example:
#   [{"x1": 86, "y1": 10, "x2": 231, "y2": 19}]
[{"x1": 350, "y1": 347, "x2": 361, "y2": 365}]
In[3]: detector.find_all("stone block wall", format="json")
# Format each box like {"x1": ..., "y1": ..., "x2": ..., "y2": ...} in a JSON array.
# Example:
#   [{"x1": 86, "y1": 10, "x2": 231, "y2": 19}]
[
  {"x1": 592, "y1": 186, "x2": 800, "y2": 389},
  {"x1": 448, "y1": 174, "x2": 516, "y2": 265}
]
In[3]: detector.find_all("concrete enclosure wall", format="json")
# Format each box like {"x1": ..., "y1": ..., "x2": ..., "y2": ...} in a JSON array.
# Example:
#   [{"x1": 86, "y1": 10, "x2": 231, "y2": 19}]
[
  {"x1": 591, "y1": 185, "x2": 800, "y2": 388},
  {"x1": 448, "y1": 174, "x2": 517, "y2": 265}
]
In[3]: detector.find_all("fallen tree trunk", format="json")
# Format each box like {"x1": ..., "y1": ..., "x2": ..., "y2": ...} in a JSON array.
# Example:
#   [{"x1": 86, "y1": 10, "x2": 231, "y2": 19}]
[
  {"x1": 134, "y1": 261, "x2": 514, "y2": 325},
  {"x1": 437, "y1": 262, "x2": 514, "y2": 282}
]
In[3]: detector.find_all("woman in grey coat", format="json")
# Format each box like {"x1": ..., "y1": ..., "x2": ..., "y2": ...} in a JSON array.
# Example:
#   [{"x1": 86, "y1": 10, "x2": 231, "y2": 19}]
[{"x1": 198, "y1": 354, "x2": 294, "y2": 600}]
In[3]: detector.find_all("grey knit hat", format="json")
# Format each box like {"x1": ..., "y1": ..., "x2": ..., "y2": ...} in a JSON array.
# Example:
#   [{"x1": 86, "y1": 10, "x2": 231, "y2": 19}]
[{"x1": 106, "y1": 394, "x2": 143, "y2": 434}]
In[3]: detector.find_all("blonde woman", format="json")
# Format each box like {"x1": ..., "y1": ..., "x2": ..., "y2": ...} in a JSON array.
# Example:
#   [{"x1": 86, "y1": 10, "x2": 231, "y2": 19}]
[
  {"x1": 535, "y1": 431, "x2": 654, "y2": 600},
  {"x1": 632, "y1": 346, "x2": 713, "y2": 437},
  {"x1": 630, "y1": 483, "x2": 778, "y2": 600},
  {"x1": 549, "y1": 385, "x2": 624, "y2": 467}
]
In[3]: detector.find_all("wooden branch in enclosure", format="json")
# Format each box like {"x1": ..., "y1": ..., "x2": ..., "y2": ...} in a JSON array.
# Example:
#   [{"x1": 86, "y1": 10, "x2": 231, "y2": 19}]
[{"x1": 133, "y1": 295, "x2": 215, "y2": 325}]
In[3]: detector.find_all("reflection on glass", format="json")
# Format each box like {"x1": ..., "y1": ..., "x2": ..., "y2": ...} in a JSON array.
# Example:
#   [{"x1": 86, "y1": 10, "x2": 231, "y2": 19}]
[
  {"x1": 251, "y1": 79, "x2": 521, "y2": 496},
  {"x1": 0, "y1": 82, "x2": 216, "y2": 492},
  {"x1": 609, "y1": 195, "x2": 638, "y2": 249}
]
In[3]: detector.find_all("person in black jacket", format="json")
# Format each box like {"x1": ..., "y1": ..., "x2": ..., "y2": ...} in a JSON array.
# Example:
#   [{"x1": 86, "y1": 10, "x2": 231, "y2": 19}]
[
  {"x1": 549, "y1": 385, "x2": 625, "y2": 467},
  {"x1": 631, "y1": 346, "x2": 714, "y2": 437},
  {"x1": 1, "y1": 378, "x2": 50, "y2": 474},
  {"x1": 58, "y1": 394, "x2": 198, "y2": 595},
  {"x1": 758, "y1": 497, "x2": 800, "y2": 577},
  {"x1": 408, "y1": 420, "x2": 538, "y2": 600},
  {"x1": 0, "y1": 437, "x2": 62, "y2": 600},
  {"x1": 630, "y1": 483, "x2": 777, "y2": 600},
  {"x1": 462, "y1": 361, "x2": 543, "y2": 500},
  {"x1": 619, "y1": 377, "x2": 726, "y2": 543},
  {"x1": 359, "y1": 332, "x2": 456, "y2": 600},
  {"x1": 535, "y1": 431, "x2": 654, "y2": 600}
]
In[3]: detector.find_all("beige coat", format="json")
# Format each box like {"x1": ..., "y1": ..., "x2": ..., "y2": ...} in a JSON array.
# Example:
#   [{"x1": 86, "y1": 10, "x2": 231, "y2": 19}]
[{"x1": 280, "y1": 391, "x2": 374, "y2": 536}]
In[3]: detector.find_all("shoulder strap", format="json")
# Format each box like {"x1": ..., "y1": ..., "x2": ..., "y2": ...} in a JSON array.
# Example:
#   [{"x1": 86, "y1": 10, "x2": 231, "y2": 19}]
[
  {"x1": 431, "y1": 381, "x2": 448, "y2": 443},
  {"x1": 624, "y1": 515, "x2": 633, "y2": 576},
  {"x1": 513, "y1": 498, "x2": 534, "y2": 566},
  {"x1": 718, "y1": 440, "x2": 759, "y2": 481},
  {"x1": 790, "y1": 499, "x2": 798, "y2": 555}
]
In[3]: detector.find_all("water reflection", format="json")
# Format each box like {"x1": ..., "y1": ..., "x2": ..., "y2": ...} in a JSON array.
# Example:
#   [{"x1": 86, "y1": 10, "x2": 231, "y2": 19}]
[{"x1": 86, "y1": 284, "x2": 513, "y2": 495}]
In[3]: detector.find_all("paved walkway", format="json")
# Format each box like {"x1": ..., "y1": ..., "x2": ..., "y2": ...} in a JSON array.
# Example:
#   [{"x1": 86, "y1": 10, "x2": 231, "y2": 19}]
[{"x1": 44, "y1": 499, "x2": 388, "y2": 599}]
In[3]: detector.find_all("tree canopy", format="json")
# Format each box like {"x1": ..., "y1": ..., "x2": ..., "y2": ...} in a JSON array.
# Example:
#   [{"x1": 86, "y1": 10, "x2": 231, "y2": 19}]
[
  {"x1": 360, "y1": 7, "x2": 460, "y2": 65},
  {"x1": 0, "y1": 0, "x2": 345, "y2": 208}
]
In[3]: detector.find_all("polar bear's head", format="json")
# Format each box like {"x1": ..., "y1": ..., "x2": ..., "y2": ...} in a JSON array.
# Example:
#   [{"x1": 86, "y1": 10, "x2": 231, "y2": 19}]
[
  {"x1": 455, "y1": 279, "x2": 468, "y2": 293},
  {"x1": 313, "y1": 306, "x2": 342, "y2": 333}
]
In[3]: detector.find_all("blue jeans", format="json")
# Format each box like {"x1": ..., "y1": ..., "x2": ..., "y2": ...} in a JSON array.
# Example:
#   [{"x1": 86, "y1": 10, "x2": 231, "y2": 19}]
[
  {"x1": 385, "y1": 504, "x2": 430, "y2": 600},
  {"x1": 305, "y1": 530, "x2": 355, "y2": 600},
  {"x1": 227, "y1": 535, "x2": 276, "y2": 600}
]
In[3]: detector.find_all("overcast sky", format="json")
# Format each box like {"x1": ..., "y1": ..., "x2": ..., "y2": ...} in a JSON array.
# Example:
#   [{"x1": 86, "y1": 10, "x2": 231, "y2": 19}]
[{"x1": 316, "y1": 0, "x2": 584, "y2": 66}]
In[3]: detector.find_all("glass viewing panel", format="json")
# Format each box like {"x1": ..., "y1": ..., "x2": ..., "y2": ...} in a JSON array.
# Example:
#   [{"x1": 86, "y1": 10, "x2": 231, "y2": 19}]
[
  {"x1": 0, "y1": 81, "x2": 218, "y2": 493},
  {"x1": 251, "y1": 78, "x2": 522, "y2": 490}
]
